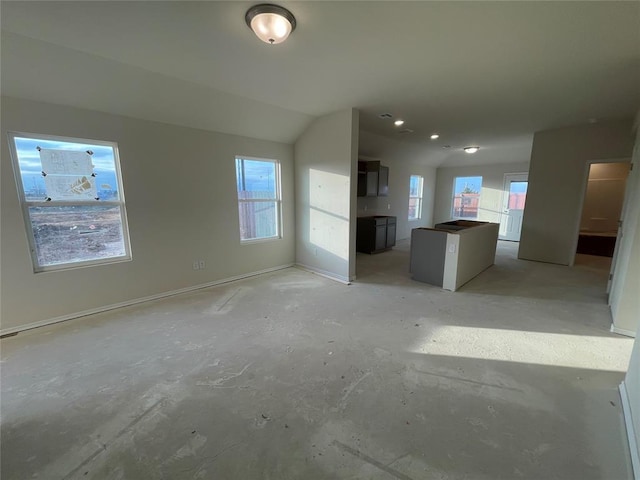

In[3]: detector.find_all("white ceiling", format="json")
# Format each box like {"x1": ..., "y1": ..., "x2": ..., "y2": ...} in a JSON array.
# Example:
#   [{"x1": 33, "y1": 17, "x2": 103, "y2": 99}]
[{"x1": 2, "y1": 1, "x2": 639, "y2": 167}]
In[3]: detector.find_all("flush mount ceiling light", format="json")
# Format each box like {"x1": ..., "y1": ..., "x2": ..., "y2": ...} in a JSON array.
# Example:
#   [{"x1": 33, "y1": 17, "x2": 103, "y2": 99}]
[
  {"x1": 464, "y1": 146, "x2": 480, "y2": 154},
  {"x1": 430, "y1": 134, "x2": 440, "y2": 140},
  {"x1": 394, "y1": 120, "x2": 405, "y2": 126},
  {"x1": 245, "y1": 4, "x2": 296, "y2": 45}
]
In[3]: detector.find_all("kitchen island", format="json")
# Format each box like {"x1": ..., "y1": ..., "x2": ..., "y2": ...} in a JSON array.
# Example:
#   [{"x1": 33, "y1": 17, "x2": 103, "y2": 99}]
[{"x1": 410, "y1": 220, "x2": 499, "y2": 291}]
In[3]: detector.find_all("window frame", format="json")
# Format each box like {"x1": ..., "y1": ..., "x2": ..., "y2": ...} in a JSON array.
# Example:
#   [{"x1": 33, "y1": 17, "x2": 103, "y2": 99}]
[
  {"x1": 408, "y1": 174, "x2": 424, "y2": 221},
  {"x1": 235, "y1": 156, "x2": 282, "y2": 244},
  {"x1": 8, "y1": 131, "x2": 132, "y2": 273},
  {"x1": 451, "y1": 175, "x2": 483, "y2": 220}
]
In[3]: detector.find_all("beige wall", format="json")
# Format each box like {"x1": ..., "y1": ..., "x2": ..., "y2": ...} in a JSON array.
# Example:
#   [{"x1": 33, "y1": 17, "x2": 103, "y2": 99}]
[
  {"x1": 618, "y1": 144, "x2": 639, "y2": 473},
  {"x1": 580, "y1": 162, "x2": 629, "y2": 233},
  {"x1": 519, "y1": 119, "x2": 634, "y2": 265},
  {"x1": 433, "y1": 162, "x2": 530, "y2": 225},
  {"x1": 623, "y1": 330, "x2": 640, "y2": 472},
  {"x1": 610, "y1": 114, "x2": 639, "y2": 469},
  {"x1": 610, "y1": 117, "x2": 640, "y2": 336},
  {"x1": 0, "y1": 97, "x2": 295, "y2": 332},
  {"x1": 294, "y1": 109, "x2": 359, "y2": 282}
]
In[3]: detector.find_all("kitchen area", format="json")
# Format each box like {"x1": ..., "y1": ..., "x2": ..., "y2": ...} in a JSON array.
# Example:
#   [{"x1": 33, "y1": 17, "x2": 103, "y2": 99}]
[
  {"x1": 356, "y1": 159, "x2": 397, "y2": 254},
  {"x1": 355, "y1": 158, "x2": 498, "y2": 291}
]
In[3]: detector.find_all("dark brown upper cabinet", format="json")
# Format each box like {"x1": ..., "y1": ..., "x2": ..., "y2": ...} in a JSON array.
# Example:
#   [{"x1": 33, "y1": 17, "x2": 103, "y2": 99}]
[{"x1": 357, "y1": 160, "x2": 389, "y2": 197}]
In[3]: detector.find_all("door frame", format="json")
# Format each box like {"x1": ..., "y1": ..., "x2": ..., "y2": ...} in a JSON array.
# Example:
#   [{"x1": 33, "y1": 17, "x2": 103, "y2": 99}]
[
  {"x1": 499, "y1": 172, "x2": 528, "y2": 241},
  {"x1": 570, "y1": 157, "x2": 631, "y2": 267},
  {"x1": 607, "y1": 155, "x2": 636, "y2": 298}
]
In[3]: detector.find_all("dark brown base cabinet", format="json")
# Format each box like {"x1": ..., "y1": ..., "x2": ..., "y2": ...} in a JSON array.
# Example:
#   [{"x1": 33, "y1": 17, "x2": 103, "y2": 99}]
[{"x1": 357, "y1": 216, "x2": 397, "y2": 254}]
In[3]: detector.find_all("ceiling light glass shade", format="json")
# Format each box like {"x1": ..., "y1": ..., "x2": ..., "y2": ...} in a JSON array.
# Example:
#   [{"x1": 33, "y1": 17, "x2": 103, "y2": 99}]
[
  {"x1": 246, "y1": 4, "x2": 296, "y2": 45},
  {"x1": 464, "y1": 146, "x2": 479, "y2": 154},
  {"x1": 430, "y1": 134, "x2": 440, "y2": 140},
  {"x1": 394, "y1": 120, "x2": 404, "y2": 126}
]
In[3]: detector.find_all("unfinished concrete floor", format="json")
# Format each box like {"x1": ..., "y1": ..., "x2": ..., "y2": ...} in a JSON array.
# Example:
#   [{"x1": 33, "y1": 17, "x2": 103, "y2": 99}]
[{"x1": 1, "y1": 241, "x2": 634, "y2": 479}]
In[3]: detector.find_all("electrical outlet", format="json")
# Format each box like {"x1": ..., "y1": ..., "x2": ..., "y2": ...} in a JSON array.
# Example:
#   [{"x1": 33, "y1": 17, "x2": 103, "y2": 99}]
[
  {"x1": 199, "y1": 260, "x2": 206, "y2": 269},
  {"x1": 193, "y1": 261, "x2": 200, "y2": 270},
  {"x1": 387, "y1": 204, "x2": 391, "y2": 210}
]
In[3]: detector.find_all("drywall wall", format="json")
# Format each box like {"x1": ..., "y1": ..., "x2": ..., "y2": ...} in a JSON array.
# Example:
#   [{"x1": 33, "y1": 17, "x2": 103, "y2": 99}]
[
  {"x1": 519, "y1": 119, "x2": 634, "y2": 265},
  {"x1": 610, "y1": 117, "x2": 640, "y2": 335},
  {"x1": 433, "y1": 162, "x2": 530, "y2": 225},
  {"x1": 294, "y1": 109, "x2": 359, "y2": 282},
  {"x1": 1, "y1": 31, "x2": 313, "y2": 145},
  {"x1": 580, "y1": 162, "x2": 629, "y2": 233},
  {"x1": 357, "y1": 131, "x2": 437, "y2": 240},
  {"x1": 620, "y1": 124, "x2": 640, "y2": 465},
  {"x1": 623, "y1": 329, "x2": 640, "y2": 477},
  {"x1": 613, "y1": 204, "x2": 640, "y2": 334},
  {"x1": 0, "y1": 96, "x2": 295, "y2": 332}
]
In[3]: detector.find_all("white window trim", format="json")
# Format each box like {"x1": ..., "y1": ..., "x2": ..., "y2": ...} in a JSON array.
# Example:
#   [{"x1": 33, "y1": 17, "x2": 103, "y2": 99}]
[
  {"x1": 408, "y1": 175, "x2": 424, "y2": 221},
  {"x1": 235, "y1": 156, "x2": 282, "y2": 244},
  {"x1": 8, "y1": 131, "x2": 132, "y2": 273}
]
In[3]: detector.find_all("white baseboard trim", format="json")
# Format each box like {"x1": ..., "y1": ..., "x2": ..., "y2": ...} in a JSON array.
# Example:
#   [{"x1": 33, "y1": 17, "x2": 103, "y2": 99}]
[
  {"x1": 611, "y1": 324, "x2": 637, "y2": 338},
  {"x1": 0, "y1": 263, "x2": 295, "y2": 337},
  {"x1": 620, "y1": 382, "x2": 640, "y2": 480},
  {"x1": 295, "y1": 263, "x2": 351, "y2": 285}
]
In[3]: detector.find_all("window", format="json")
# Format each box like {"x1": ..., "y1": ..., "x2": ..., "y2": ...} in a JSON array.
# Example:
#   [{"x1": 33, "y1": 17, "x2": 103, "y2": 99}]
[
  {"x1": 8, "y1": 132, "x2": 131, "y2": 272},
  {"x1": 452, "y1": 176, "x2": 482, "y2": 219},
  {"x1": 408, "y1": 175, "x2": 424, "y2": 220},
  {"x1": 235, "y1": 157, "x2": 281, "y2": 242}
]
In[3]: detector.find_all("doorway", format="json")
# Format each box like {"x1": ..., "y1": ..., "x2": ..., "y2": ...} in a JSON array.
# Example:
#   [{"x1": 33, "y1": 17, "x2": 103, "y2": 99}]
[
  {"x1": 575, "y1": 162, "x2": 629, "y2": 258},
  {"x1": 499, "y1": 173, "x2": 528, "y2": 241}
]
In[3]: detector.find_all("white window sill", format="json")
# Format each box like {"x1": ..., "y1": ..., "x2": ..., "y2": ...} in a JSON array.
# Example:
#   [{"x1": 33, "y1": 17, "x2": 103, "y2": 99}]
[{"x1": 240, "y1": 236, "x2": 281, "y2": 245}]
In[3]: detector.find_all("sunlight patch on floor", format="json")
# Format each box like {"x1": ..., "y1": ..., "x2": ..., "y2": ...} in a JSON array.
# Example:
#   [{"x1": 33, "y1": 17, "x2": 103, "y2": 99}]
[{"x1": 411, "y1": 325, "x2": 633, "y2": 371}]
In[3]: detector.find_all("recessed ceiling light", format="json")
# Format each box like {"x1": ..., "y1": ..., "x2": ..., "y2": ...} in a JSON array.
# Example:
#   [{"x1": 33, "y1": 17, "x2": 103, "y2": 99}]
[
  {"x1": 394, "y1": 120, "x2": 405, "y2": 126},
  {"x1": 464, "y1": 146, "x2": 479, "y2": 154},
  {"x1": 430, "y1": 134, "x2": 440, "y2": 140}
]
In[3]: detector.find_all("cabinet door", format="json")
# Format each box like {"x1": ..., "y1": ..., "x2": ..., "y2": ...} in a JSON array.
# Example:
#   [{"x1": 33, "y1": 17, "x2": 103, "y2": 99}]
[
  {"x1": 375, "y1": 225, "x2": 387, "y2": 251},
  {"x1": 356, "y1": 217, "x2": 375, "y2": 253},
  {"x1": 386, "y1": 222, "x2": 396, "y2": 247},
  {"x1": 357, "y1": 172, "x2": 367, "y2": 197},
  {"x1": 378, "y1": 166, "x2": 389, "y2": 196},
  {"x1": 366, "y1": 171, "x2": 379, "y2": 196}
]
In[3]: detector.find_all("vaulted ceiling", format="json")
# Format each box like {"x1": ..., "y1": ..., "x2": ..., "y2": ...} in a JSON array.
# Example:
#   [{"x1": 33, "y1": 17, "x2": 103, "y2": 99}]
[{"x1": 2, "y1": 1, "x2": 639, "y2": 167}]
